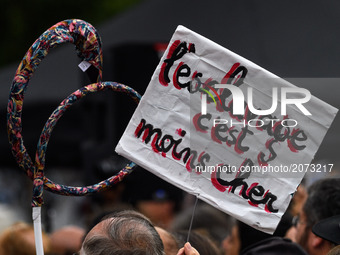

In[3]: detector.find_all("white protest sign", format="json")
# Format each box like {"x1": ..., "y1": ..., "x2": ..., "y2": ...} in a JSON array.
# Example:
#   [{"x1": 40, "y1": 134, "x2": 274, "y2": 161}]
[{"x1": 115, "y1": 25, "x2": 338, "y2": 234}]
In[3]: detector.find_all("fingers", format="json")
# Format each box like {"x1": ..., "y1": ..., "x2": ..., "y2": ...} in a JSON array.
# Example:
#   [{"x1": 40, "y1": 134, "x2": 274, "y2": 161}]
[
  {"x1": 177, "y1": 242, "x2": 200, "y2": 255},
  {"x1": 177, "y1": 247, "x2": 185, "y2": 255}
]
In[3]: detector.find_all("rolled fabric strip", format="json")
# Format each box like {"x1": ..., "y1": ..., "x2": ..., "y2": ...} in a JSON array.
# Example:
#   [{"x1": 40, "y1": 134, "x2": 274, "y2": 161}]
[
  {"x1": 7, "y1": 19, "x2": 103, "y2": 180},
  {"x1": 31, "y1": 82, "x2": 140, "y2": 207},
  {"x1": 7, "y1": 20, "x2": 141, "y2": 255},
  {"x1": 6, "y1": 19, "x2": 140, "y2": 207}
]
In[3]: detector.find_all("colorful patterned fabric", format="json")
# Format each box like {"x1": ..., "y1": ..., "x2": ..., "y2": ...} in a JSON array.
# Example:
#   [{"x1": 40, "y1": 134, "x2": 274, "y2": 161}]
[
  {"x1": 33, "y1": 82, "x2": 140, "y2": 206},
  {"x1": 7, "y1": 19, "x2": 140, "y2": 207}
]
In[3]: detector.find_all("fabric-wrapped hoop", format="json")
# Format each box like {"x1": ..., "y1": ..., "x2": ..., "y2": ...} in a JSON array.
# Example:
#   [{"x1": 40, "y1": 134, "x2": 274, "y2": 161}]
[
  {"x1": 6, "y1": 19, "x2": 140, "y2": 206},
  {"x1": 7, "y1": 19, "x2": 103, "y2": 180},
  {"x1": 32, "y1": 82, "x2": 140, "y2": 206}
]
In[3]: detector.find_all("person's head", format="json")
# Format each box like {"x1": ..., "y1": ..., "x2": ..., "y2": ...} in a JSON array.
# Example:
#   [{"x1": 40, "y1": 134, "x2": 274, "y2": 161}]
[
  {"x1": 222, "y1": 223, "x2": 240, "y2": 255},
  {"x1": 295, "y1": 178, "x2": 340, "y2": 255},
  {"x1": 174, "y1": 230, "x2": 222, "y2": 255},
  {"x1": 50, "y1": 225, "x2": 85, "y2": 255},
  {"x1": 327, "y1": 245, "x2": 340, "y2": 255},
  {"x1": 122, "y1": 168, "x2": 183, "y2": 229},
  {"x1": 0, "y1": 221, "x2": 51, "y2": 255},
  {"x1": 312, "y1": 215, "x2": 340, "y2": 247},
  {"x1": 171, "y1": 202, "x2": 236, "y2": 250},
  {"x1": 80, "y1": 210, "x2": 165, "y2": 255},
  {"x1": 155, "y1": 227, "x2": 179, "y2": 255}
]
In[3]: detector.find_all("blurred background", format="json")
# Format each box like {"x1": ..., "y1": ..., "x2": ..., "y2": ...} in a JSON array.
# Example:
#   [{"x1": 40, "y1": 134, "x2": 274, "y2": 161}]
[{"x1": 0, "y1": 0, "x2": 339, "y2": 238}]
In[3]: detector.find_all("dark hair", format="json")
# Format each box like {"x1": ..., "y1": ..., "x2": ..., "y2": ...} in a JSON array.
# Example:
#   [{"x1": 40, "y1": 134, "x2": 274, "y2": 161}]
[
  {"x1": 303, "y1": 178, "x2": 340, "y2": 227},
  {"x1": 81, "y1": 210, "x2": 164, "y2": 255},
  {"x1": 174, "y1": 230, "x2": 222, "y2": 255},
  {"x1": 171, "y1": 203, "x2": 235, "y2": 245}
]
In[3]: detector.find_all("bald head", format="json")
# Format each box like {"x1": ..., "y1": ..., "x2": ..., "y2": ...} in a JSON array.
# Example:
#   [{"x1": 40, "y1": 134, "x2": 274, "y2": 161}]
[{"x1": 80, "y1": 210, "x2": 165, "y2": 255}]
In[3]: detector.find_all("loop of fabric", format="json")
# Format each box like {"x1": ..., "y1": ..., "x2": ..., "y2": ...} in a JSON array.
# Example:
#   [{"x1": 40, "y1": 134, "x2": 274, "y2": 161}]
[
  {"x1": 7, "y1": 19, "x2": 140, "y2": 207},
  {"x1": 8, "y1": 19, "x2": 103, "y2": 180},
  {"x1": 32, "y1": 82, "x2": 140, "y2": 206}
]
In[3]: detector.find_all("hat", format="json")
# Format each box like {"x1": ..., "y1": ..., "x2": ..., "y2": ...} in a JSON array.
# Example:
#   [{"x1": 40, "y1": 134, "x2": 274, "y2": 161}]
[{"x1": 312, "y1": 215, "x2": 340, "y2": 245}]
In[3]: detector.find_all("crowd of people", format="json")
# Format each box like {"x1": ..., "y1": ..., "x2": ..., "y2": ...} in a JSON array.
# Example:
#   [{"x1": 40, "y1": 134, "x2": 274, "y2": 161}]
[{"x1": 0, "y1": 166, "x2": 339, "y2": 255}]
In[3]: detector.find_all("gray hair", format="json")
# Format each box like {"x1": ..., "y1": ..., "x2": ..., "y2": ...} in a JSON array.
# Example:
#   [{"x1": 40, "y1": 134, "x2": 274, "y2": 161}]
[{"x1": 81, "y1": 210, "x2": 165, "y2": 255}]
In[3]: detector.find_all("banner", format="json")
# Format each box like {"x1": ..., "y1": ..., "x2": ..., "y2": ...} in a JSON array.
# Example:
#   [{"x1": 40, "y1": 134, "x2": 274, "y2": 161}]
[{"x1": 116, "y1": 25, "x2": 338, "y2": 233}]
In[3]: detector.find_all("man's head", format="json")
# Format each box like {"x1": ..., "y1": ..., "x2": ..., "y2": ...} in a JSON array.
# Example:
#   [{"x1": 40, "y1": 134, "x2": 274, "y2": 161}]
[
  {"x1": 155, "y1": 227, "x2": 179, "y2": 255},
  {"x1": 295, "y1": 178, "x2": 340, "y2": 255},
  {"x1": 80, "y1": 210, "x2": 165, "y2": 255}
]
